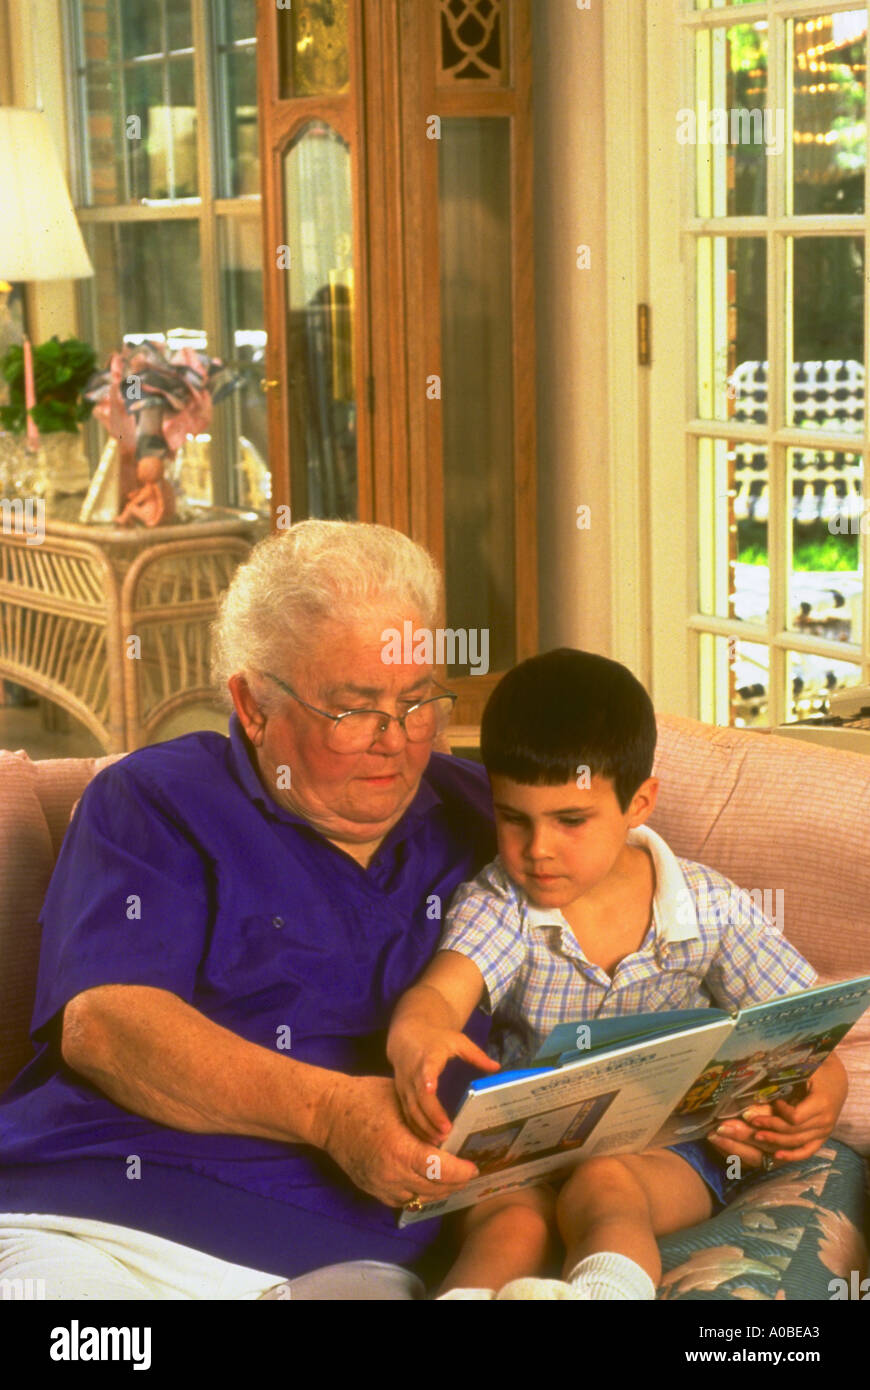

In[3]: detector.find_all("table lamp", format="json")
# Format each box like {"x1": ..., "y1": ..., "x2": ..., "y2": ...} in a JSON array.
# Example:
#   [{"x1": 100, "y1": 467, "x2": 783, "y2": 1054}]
[{"x1": 0, "y1": 107, "x2": 94, "y2": 448}]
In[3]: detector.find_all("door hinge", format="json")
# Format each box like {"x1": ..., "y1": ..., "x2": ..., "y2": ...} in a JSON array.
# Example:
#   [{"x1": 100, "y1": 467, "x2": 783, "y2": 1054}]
[{"x1": 638, "y1": 304, "x2": 651, "y2": 366}]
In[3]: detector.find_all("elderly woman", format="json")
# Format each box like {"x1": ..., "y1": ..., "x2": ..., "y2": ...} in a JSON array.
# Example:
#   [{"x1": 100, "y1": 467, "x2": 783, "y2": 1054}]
[{"x1": 0, "y1": 521, "x2": 496, "y2": 1299}]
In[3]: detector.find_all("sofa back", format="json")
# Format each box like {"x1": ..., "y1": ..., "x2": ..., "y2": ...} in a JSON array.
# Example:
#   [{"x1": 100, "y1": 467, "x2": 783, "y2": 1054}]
[
  {"x1": 1, "y1": 714, "x2": 869, "y2": 1149},
  {"x1": 0, "y1": 748, "x2": 122, "y2": 1091},
  {"x1": 650, "y1": 715, "x2": 870, "y2": 1152},
  {"x1": 651, "y1": 715, "x2": 870, "y2": 983}
]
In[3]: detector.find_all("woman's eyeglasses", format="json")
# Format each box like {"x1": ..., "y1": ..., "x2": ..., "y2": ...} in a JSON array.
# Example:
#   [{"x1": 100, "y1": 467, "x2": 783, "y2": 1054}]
[{"x1": 262, "y1": 673, "x2": 457, "y2": 753}]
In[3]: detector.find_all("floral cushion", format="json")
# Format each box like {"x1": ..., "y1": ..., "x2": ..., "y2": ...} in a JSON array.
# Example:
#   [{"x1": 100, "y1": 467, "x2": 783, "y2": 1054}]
[{"x1": 657, "y1": 1142, "x2": 869, "y2": 1300}]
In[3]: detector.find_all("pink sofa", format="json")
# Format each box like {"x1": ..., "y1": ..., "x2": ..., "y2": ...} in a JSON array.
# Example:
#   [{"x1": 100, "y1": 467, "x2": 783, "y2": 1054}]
[
  {"x1": 649, "y1": 714, "x2": 870, "y2": 1158},
  {"x1": 1, "y1": 713, "x2": 868, "y2": 1297}
]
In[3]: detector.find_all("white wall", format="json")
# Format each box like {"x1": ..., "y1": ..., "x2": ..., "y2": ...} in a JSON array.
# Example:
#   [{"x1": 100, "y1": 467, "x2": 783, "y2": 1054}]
[{"x1": 532, "y1": 0, "x2": 614, "y2": 661}]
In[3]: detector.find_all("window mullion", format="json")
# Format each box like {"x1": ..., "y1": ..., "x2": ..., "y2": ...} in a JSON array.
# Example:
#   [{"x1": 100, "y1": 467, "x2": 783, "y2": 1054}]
[
  {"x1": 115, "y1": 1, "x2": 131, "y2": 203},
  {"x1": 63, "y1": 0, "x2": 87, "y2": 207},
  {"x1": 212, "y1": 3, "x2": 233, "y2": 200},
  {"x1": 767, "y1": 3, "x2": 786, "y2": 727},
  {"x1": 162, "y1": 1, "x2": 175, "y2": 203}
]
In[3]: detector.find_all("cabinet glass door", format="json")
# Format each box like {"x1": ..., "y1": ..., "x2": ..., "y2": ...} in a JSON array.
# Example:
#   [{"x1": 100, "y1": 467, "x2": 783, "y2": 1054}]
[{"x1": 283, "y1": 122, "x2": 356, "y2": 519}]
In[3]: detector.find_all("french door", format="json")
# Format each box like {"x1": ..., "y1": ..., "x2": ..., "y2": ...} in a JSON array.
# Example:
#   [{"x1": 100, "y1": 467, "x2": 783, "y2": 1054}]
[{"x1": 640, "y1": 0, "x2": 870, "y2": 726}]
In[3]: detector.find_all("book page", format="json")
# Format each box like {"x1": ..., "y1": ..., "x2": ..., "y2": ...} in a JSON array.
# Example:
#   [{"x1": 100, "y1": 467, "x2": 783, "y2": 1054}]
[
  {"x1": 399, "y1": 1018, "x2": 732, "y2": 1225},
  {"x1": 650, "y1": 976, "x2": 870, "y2": 1147}
]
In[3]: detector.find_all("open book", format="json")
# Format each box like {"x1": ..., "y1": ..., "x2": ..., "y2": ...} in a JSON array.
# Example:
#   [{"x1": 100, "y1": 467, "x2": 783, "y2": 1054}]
[{"x1": 398, "y1": 974, "x2": 870, "y2": 1225}]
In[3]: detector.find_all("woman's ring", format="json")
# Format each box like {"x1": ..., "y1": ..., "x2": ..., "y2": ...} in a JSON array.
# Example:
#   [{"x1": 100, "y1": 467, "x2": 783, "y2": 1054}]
[{"x1": 761, "y1": 1154, "x2": 775, "y2": 1173}]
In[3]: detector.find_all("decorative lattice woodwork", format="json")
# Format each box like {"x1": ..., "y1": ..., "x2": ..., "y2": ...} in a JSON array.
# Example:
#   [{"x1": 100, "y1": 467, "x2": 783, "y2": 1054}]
[{"x1": 438, "y1": 0, "x2": 506, "y2": 84}]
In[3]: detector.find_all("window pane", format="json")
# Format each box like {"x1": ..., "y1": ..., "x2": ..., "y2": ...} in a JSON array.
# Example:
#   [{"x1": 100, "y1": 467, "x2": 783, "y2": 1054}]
[
  {"x1": 222, "y1": 47, "x2": 259, "y2": 196},
  {"x1": 85, "y1": 221, "x2": 203, "y2": 357},
  {"x1": 699, "y1": 436, "x2": 770, "y2": 624},
  {"x1": 167, "y1": 0, "x2": 194, "y2": 52},
  {"x1": 732, "y1": 638, "x2": 771, "y2": 727},
  {"x1": 75, "y1": 2, "x2": 201, "y2": 204},
  {"x1": 83, "y1": 64, "x2": 127, "y2": 205},
  {"x1": 791, "y1": 12, "x2": 866, "y2": 215},
  {"x1": 696, "y1": 236, "x2": 766, "y2": 422},
  {"x1": 788, "y1": 237, "x2": 864, "y2": 435},
  {"x1": 121, "y1": 0, "x2": 162, "y2": 58},
  {"x1": 167, "y1": 56, "x2": 199, "y2": 196},
  {"x1": 734, "y1": 446, "x2": 770, "y2": 625},
  {"x1": 81, "y1": 0, "x2": 120, "y2": 64},
  {"x1": 787, "y1": 446, "x2": 863, "y2": 645},
  {"x1": 125, "y1": 62, "x2": 167, "y2": 200},
  {"x1": 440, "y1": 117, "x2": 515, "y2": 677},
  {"x1": 694, "y1": 22, "x2": 769, "y2": 218},
  {"x1": 283, "y1": 122, "x2": 356, "y2": 519},
  {"x1": 699, "y1": 633, "x2": 771, "y2": 728},
  {"x1": 785, "y1": 652, "x2": 864, "y2": 721},
  {"x1": 219, "y1": 217, "x2": 269, "y2": 514},
  {"x1": 228, "y1": 0, "x2": 257, "y2": 44}
]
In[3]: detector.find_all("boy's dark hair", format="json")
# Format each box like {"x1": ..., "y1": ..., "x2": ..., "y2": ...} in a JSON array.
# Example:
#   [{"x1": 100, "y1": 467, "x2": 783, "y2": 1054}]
[{"x1": 479, "y1": 649, "x2": 657, "y2": 812}]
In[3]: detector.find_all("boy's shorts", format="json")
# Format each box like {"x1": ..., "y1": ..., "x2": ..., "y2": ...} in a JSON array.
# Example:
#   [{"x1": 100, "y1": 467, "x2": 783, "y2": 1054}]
[{"x1": 665, "y1": 1140, "x2": 745, "y2": 1210}]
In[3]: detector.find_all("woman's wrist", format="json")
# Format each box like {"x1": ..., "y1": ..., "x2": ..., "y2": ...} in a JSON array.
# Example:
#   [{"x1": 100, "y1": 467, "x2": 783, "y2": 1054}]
[{"x1": 245, "y1": 1053, "x2": 348, "y2": 1151}]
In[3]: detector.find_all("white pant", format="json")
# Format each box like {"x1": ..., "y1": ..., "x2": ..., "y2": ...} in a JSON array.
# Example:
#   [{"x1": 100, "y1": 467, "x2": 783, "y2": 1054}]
[{"x1": 0, "y1": 1212, "x2": 425, "y2": 1300}]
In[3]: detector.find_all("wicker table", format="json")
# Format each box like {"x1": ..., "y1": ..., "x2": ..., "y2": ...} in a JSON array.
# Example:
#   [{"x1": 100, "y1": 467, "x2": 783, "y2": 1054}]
[{"x1": 0, "y1": 507, "x2": 265, "y2": 752}]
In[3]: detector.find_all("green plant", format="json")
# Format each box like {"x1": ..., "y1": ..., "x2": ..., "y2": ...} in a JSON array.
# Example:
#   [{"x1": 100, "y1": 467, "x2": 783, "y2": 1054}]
[
  {"x1": 738, "y1": 520, "x2": 860, "y2": 572},
  {"x1": 0, "y1": 336, "x2": 97, "y2": 435}
]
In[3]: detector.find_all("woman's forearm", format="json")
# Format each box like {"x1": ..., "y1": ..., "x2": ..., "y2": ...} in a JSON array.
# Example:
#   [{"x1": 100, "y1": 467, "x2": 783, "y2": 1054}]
[{"x1": 61, "y1": 983, "x2": 342, "y2": 1148}]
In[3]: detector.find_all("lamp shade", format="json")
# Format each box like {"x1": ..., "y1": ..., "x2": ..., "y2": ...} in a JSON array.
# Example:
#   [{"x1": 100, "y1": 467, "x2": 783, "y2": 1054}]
[{"x1": 0, "y1": 108, "x2": 94, "y2": 282}]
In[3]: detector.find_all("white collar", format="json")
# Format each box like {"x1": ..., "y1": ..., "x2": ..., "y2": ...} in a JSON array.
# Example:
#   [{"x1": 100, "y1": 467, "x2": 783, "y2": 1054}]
[{"x1": 522, "y1": 823, "x2": 699, "y2": 943}]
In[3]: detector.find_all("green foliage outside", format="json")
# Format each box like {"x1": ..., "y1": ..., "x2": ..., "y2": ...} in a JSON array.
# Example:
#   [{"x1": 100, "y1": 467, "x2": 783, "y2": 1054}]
[
  {"x1": 738, "y1": 520, "x2": 859, "y2": 572},
  {"x1": 0, "y1": 336, "x2": 97, "y2": 435},
  {"x1": 728, "y1": 25, "x2": 766, "y2": 76}
]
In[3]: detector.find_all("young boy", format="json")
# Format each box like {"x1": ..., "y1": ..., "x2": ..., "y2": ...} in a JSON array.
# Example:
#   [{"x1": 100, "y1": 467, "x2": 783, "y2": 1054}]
[{"x1": 387, "y1": 649, "x2": 848, "y2": 1300}]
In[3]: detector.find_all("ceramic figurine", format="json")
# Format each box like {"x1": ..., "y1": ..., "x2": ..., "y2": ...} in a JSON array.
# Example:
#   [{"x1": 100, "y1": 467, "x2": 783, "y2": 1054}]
[{"x1": 115, "y1": 454, "x2": 176, "y2": 528}]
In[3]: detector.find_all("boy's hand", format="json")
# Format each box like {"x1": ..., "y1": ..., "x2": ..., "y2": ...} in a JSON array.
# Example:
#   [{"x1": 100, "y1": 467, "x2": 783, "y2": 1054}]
[
  {"x1": 743, "y1": 1053, "x2": 847, "y2": 1161},
  {"x1": 710, "y1": 1054, "x2": 847, "y2": 1166},
  {"x1": 389, "y1": 1023, "x2": 500, "y2": 1144}
]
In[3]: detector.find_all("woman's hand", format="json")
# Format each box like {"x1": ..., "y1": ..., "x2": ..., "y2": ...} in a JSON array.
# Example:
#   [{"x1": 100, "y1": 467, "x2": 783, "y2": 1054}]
[
  {"x1": 389, "y1": 1023, "x2": 499, "y2": 1143},
  {"x1": 319, "y1": 1073, "x2": 481, "y2": 1208}
]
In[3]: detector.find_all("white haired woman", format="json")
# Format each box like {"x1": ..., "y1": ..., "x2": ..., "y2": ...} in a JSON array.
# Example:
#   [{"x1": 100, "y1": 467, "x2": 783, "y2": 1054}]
[{"x1": 0, "y1": 521, "x2": 496, "y2": 1299}]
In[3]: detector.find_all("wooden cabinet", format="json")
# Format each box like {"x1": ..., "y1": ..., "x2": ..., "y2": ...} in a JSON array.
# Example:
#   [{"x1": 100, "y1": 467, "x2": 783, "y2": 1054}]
[{"x1": 256, "y1": 0, "x2": 536, "y2": 716}]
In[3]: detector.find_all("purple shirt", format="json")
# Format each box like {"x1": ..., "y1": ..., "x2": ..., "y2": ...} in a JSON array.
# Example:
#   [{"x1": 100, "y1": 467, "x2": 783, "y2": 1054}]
[{"x1": 0, "y1": 714, "x2": 495, "y2": 1276}]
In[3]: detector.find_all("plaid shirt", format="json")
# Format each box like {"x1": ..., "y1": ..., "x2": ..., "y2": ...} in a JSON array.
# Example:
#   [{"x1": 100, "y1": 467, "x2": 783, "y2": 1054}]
[{"x1": 439, "y1": 825, "x2": 818, "y2": 1068}]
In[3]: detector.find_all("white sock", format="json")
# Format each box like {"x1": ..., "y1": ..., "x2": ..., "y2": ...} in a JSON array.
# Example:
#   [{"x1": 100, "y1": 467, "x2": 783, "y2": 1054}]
[
  {"x1": 567, "y1": 1252, "x2": 656, "y2": 1301},
  {"x1": 436, "y1": 1286, "x2": 495, "y2": 1300},
  {"x1": 496, "y1": 1277, "x2": 581, "y2": 1301}
]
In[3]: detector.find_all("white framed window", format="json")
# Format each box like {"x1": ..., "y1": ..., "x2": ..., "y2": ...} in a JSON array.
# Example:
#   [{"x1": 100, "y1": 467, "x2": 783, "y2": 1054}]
[{"x1": 637, "y1": 0, "x2": 870, "y2": 727}]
